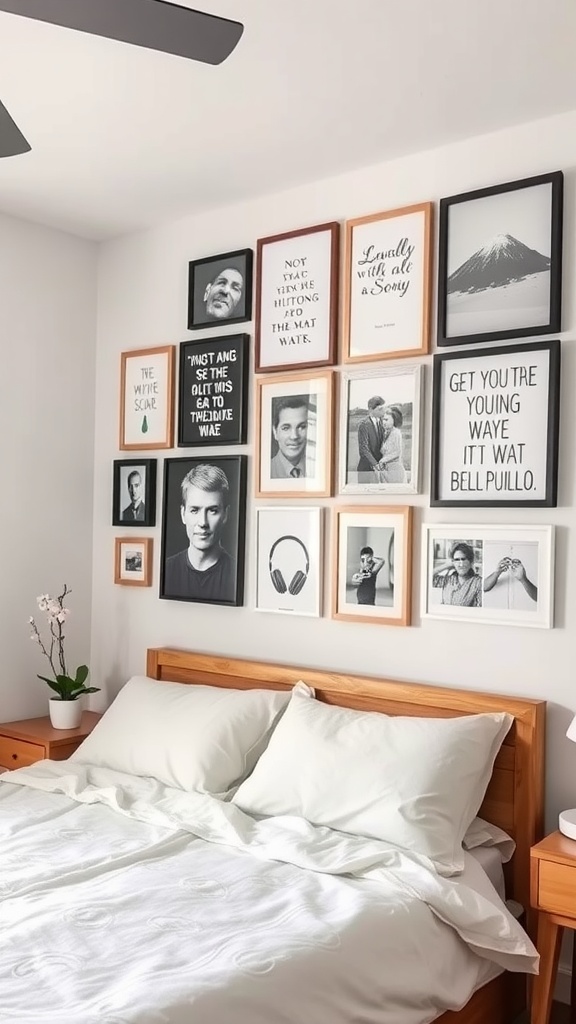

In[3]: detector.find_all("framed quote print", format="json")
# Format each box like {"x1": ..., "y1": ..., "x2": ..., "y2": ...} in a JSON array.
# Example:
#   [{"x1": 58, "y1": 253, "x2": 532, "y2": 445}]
[
  {"x1": 177, "y1": 335, "x2": 249, "y2": 447},
  {"x1": 431, "y1": 340, "x2": 560, "y2": 508},
  {"x1": 255, "y1": 506, "x2": 322, "y2": 617},
  {"x1": 343, "y1": 202, "x2": 433, "y2": 362},
  {"x1": 332, "y1": 506, "x2": 412, "y2": 626},
  {"x1": 421, "y1": 523, "x2": 554, "y2": 628},
  {"x1": 119, "y1": 345, "x2": 175, "y2": 450},
  {"x1": 114, "y1": 537, "x2": 153, "y2": 587},
  {"x1": 255, "y1": 221, "x2": 339, "y2": 372},
  {"x1": 437, "y1": 170, "x2": 563, "y2": 347}
]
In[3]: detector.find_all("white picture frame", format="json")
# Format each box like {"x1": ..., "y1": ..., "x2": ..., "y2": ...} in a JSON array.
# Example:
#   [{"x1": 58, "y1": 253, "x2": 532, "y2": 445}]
[{"x1": 255, "y1": 506, "x2": 322, "y2": 617}]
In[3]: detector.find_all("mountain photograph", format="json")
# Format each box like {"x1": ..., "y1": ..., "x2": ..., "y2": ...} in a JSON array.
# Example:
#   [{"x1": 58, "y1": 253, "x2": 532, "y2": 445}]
[{"x1": 447, "y1": 233, "x2": 550, "y2": 294}]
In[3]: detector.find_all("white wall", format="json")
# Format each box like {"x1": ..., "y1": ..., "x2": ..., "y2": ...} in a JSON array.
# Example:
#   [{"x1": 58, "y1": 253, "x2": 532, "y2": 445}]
[
  {"x1": 93, "y1": 108, "x2": 576, "y2": 836},
  {"x1": 0, "y1": 213, "x2": 97, "y2": 721}
]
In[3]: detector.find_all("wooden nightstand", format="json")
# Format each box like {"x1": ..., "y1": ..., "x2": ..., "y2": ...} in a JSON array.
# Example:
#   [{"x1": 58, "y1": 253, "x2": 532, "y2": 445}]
[
  {"x1": 0, "y1": 711, "x2": 101, "y2": 771},
  {"x1": 530, "y1": 831, "x2": 576, "y2": 1024}
]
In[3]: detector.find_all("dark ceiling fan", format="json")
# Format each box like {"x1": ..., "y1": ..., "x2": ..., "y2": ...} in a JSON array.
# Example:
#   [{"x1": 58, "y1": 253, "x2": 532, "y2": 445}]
[{"x1": 0, "y1": 0, "x2": 244, "y2": 157}]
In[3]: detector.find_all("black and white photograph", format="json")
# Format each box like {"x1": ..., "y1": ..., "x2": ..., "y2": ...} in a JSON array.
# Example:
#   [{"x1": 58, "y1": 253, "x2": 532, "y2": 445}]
[
  {"x1": 114, "y1": 537, "x2": 153, "y2": 587},
  {"x1": 187, "y1": 248, "x2": 253, "y2": 331},
  {"x1": 112, "y1": 459, "x2": 157, "y2": 527},
  {"x1": 421, "y1": 524, "x2": 554, "y2": 627},
  {"x1": 339, "y1": 365, "x2": 422, "y2": 494},
  {"x1": 255, "y1": 370, "x2": 333, "y2": 497},
  {"x1": 431, "y1": 340, "x2": 560, "y2": 508},
  {"x1": 255, "y1": 506, "x2": 322, "y2": 617},
  {"x1": 437, "y1": 171, "x2": 563, "y2": 346},
  {"x1": 178, "y1": 335, "x2": 249, "y2": 447},
  {"x1": 333, "y1": 507, "x2": 412, "y2": 626},
  {"x1": 160, "y1": 455, "x2": 247, "y2": 606}
]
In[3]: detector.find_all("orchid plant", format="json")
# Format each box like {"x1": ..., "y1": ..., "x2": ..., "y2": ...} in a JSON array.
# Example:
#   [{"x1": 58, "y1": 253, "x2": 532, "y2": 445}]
[{"x1": 29, "y1": 584, "x2": 100, "y2": 702}]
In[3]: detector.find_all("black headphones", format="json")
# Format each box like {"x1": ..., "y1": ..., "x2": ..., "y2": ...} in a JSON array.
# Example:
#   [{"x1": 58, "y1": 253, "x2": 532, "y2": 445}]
[{"x1": 269, "y1": 535, "x2": 310, "y2": 596}]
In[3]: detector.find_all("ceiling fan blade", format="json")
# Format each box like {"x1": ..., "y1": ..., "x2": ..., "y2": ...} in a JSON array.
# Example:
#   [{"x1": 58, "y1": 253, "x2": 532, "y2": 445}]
[
  {"x1": 0, "y1": 98, "x2": 31, "y2": 157},
  {"x1": 0, "y1": 0, "x2": 243, "y2": 65}
]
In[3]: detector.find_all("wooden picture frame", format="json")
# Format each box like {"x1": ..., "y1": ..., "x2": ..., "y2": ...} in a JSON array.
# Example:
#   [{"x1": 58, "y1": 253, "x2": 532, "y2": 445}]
[
  {"x1": 255, "y1": 221, "x2": 339, "y2": 372},
  {"x1": 255, "y1": 506, "x2": 323, "y2": 617},
  {"x1": 112, "y1": 458, "x2": 157, "y2": 527},
  {"x1": 338, "y1": 364, "x2": 423, "y2": 495},
  {"x1": 342, "y1": 202, "x2": 433, "y2": 362},
  {"x1": 431, "y1": 340, "x2": 560, "y2": 508},
  {"x1": 160, "y1": 455, "x2": 247, "y2": 607},
  {"x1": 437, "y1": 170, "x2": 563, "y2": 347},
  {"x1": 187, "y1": 248, "x2": 253, "y2": 330},
  {"x1": 254, "y1": 369, "x2": 334, "y2": 498},
  {"x1": 119, "y1": 345, "x2": 175, "y2": 451},
  {"x1": 332, "y1": 506, "x2": 412, "y2": 626},
  {"x1": 421, "y1": 523, "x2": 554, "y2": 628},
  {"x1": 177, "y1": 334, "x2": 249, "y2": 447},
  {"x1": 114, "y1": 537, "x2": 153, "y2": 587}
]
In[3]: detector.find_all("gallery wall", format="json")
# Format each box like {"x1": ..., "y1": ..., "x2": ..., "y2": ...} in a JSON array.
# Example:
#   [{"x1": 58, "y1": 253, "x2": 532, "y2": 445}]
[
  {"x1": 0, "y1": 212, "x2": 97, "y2": 721},
  {"x1": 92, "y1": 107, "x2": 576, "y2": 838}
]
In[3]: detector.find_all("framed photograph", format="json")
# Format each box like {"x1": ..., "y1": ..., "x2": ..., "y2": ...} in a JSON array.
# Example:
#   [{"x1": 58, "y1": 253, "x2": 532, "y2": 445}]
[
  {"x1": 114, "y1": 537, "x2": 153, "y2": 587},
  {"x1": 255, "y1": 506, "x2": 322, "y2": 617},
  {"x1": 112, "y1": 459, "x2": 157, "y2": 527},
  {"x1": 421, "y1": 524, "x2": 554, "y2": 628},
  {"x1": 431, "y1": 340, "x2": 560, "y2": 508},
  {"x1": 339, "y1": 364, "x2": 422, "y2": 495},
  {"x1": 255, "y1": 370, "x2": 334, "y2": 498},
  {"x1": 332, "y1": 506, "x2": 412, "y2": 626},
  {"x1": 342, "y1": 202, "x2": 433, "y2": 362},
  {"x1": 177, "y1": 334, "x2": 249, "y2": 447},
  {"x1": 160, "y1": 455, "x2": 247, "y2": 607},
  {"x1": 255, "y1": 221, "x2": 339, "y2": 372},
  {"x1": 187, "y1": 248, "x2": 253, "y2": 330},
  {"x1": 437, "y1": 170, "x2": 563, "y2": 347},
  {"x1": 119, "y1": 345, "x2": 175, "y2": 450}
]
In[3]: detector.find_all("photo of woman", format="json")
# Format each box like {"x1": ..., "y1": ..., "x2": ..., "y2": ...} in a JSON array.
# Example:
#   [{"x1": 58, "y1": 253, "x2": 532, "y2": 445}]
[
  {"x1": 376, "y1": 405, "x2": 406, "y2": 484},
  {"x1": 431, "y1": 540, "x2": 483, "y2": 608}
]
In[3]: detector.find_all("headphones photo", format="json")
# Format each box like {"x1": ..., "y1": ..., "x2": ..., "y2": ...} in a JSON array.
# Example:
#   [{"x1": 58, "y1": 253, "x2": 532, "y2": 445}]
[{"x1": 269, "y1": 535, "x2": 310, "y2": 596}]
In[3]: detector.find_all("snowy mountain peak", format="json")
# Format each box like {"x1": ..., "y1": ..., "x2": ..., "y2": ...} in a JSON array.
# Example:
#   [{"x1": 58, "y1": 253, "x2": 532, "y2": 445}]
[
  {"x1": 447, "y1": 231, "x2": 550, "y2": 294},
  {"x1": 479, "y1": 233, "x2": 517, "y2": 255}
]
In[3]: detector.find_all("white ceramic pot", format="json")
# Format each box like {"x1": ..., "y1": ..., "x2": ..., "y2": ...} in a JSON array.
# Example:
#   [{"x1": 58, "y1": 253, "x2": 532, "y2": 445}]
[{"x1": 48, "y1": 698, "x2": 83, "y2": 730}]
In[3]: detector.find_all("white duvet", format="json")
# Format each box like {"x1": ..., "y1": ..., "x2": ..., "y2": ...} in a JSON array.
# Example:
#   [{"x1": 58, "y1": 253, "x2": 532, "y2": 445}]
[{"x1": 0, "y1": 762, "x2": 538, "y2": 1024}]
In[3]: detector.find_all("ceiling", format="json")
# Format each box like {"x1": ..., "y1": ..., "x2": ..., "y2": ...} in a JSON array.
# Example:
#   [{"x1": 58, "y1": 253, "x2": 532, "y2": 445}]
[{"x1": 0, "y1": 0, "x2": 575, "y2": 241}]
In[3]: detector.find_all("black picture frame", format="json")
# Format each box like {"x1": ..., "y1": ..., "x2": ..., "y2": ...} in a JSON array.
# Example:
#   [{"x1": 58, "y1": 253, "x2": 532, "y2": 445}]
[
  {"x1": 177, "y1": 334, "x2": 249, "y2": 447},
  {"x1": 437, "y1": 171, "x2": 563, "y2": 347},
  {"x1": 187, "y1": 248, "x2": 253, "y2": 331},
  {"x1": 430, "y1": 340, "x2": 560, "y2": 508},
  {"x1": 112, "y1": 459, "x2": 157, "y2": 527},
  {"x1": 160, "y1": 455, "x2": 247, "y2": 606}
]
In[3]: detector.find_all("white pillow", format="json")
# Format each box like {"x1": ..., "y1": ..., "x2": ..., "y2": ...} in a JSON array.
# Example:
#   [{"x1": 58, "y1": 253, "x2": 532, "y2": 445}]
[
  {"x1": 233, "y1": 685, "x2": 512, "y2": 875},
  {"x1": 463, "y1": 817, "x2": 515, "y2": 863},
  {"x1": 71, "y1": 675, "x2": 290, "y2": 795}
]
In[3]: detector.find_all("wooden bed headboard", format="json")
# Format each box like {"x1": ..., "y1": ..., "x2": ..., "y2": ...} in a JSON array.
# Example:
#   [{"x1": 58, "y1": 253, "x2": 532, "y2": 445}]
[{"x1": 146, "y1": 646, "x2": 545, "y2": 916}]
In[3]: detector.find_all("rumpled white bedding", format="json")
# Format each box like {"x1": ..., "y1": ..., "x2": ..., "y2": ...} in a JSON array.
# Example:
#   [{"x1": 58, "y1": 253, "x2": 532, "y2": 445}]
[{"x1": 0, "y1": 761, "x2": 538, "y2": 1024}]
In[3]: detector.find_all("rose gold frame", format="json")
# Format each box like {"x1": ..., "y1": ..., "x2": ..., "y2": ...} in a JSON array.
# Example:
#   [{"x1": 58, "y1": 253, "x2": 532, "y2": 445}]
[
  {"x1": 119, "y1": 345, "x2": 175, "y2": 451},
  {"x1": 114, "y1": 536, "x2": 153, "y2": 587}
]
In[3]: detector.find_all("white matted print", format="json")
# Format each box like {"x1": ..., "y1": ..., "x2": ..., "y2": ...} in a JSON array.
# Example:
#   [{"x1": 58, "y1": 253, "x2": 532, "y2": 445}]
[
  {"x1": 421, "y1": 524, "x2": 554, "y2": 628},
  {"x1": 343, "y1": 202, "x2": 432, "y2": 362},
  {"x1": 256, "y1": 506, "x2": 322, "y2": 616},
  {"x1": 255, "y1": 370, "x2": 334, "y2": 497},
  {"x1": 114, "y1": 537, "x2": 153, "y2": 587},
  {"x1": 120, "y1": 345, "x2": 175, "y2": 450},
  {"x1": 339, "y1": 364, "x2": 422, "y2": 494},
  {"x1": 333, "y1": 507, "x2": 412, "y2": 626}
]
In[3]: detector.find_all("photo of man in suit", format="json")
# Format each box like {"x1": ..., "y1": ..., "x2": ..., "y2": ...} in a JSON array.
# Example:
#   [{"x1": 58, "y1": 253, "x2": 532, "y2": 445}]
[
  {"x1": 121, "y1": 469, "x2": 146, "y2": 522},
  {"x1": 357, "y1": 395, "x2": 386, "y2": 482},
  {"x1": 270, "y1": 395, "x2": 310, "y2": 479}
]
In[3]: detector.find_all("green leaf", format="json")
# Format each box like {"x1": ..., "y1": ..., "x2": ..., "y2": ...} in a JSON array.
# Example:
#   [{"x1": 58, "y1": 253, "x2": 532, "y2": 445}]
[
  {"x1": 80, "y1": 687, "x2": 101, "y2": 695},
  {"x1": 74, "y1": 665, "x2": 89, "y2": 686},
  {"x1": 38, "y1": 674, "x2": 64, "y2": 696}
]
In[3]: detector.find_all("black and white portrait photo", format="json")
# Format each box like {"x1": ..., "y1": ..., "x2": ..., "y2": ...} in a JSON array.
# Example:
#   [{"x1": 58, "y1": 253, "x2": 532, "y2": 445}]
[
  {"x1": 255, "y1": 506, "x2": 322, "y2": 617},
  {"x1": 340, "y1": 366, "x2": 422, "y2": 494},
  {"x1": 429, "y1": 538, "x2": 484, "y2": 610},
  {"x1": 188, "y1": 248, "x2": 253, "y2": 331},
  {"x1": 438, "y1": 171, "x2": 563, "y2": 346},
  {"x1": 160, "y1": 456, "x2": 247, "y2": 607},
  {"x1": 112, "y1": 459, "x2": 157, "y2": 527},
  {"x1": 333, "y1": 507, "x2": 412, "y2": 627}
]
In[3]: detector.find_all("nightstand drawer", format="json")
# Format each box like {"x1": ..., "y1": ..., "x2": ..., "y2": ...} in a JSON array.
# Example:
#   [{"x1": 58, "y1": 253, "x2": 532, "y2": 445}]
[
  {"x1": 0, "y1": 736, "x2": 45, "y2": 769},
  {"x1": 537, "y1": 859, "x2": 576, "y2": 916}
]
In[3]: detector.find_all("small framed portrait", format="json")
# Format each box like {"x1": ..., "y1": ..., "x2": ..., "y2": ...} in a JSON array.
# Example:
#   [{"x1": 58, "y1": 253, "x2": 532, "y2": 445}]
[
  {"x1": 255, "y1": 221, "x2": 339, "y2": 373},
  {"x1": 160, "y1": 455, "x2": 247, "y2": 607},
  {"x1": 114, "y1": 537, "x2": 153, "y2": 587},
  {"x1": 187, "y1": 248, "x2": 253, "y2": 331},
  {"x1": 112, "y1": 459, "x2": 157, "y2": 527},
  {"x1": 177, "y1": 335, "x2": 249, "y2": 447},
  {"x1": 254, "y1": 370, "x2": 334, "y2": 498},
  {"x1": 332, "y1": 506, "x2": 412, "y2": 626},
  {"x1": 342, "y1": 202, "x2": 433, "y2": 362},
  {"x1": 339, "y1": 364, "x2": 423, "y2": 495},
  {"x1": 255, "y1": 506, "x2": 322, "y2": 617},
  {"x1": 421, "y1": 524, "x2": 554, "y2": 628},
  {"x1": 437, "y1": 170, "x2": 563, "y2": 347},
  {"x1": 431, "y1": 340, "x2": 560, "y2": 508},
  {"x1": 119, "y1": 345, "x2": 175, "y2": 450}
]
